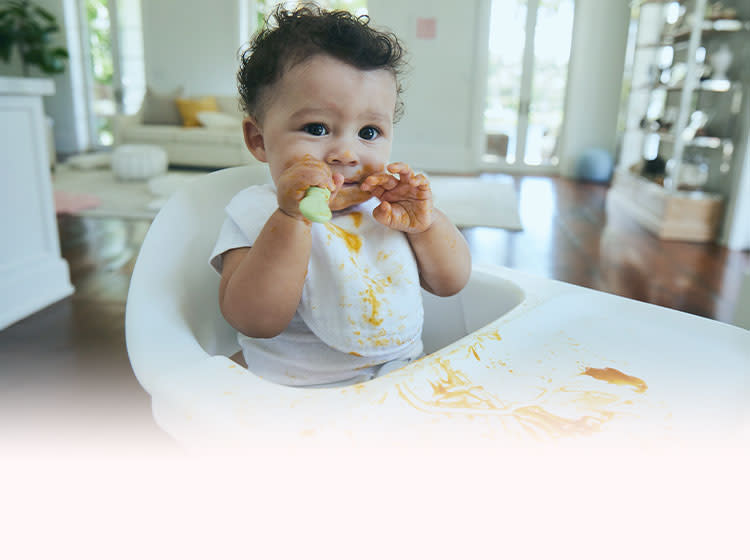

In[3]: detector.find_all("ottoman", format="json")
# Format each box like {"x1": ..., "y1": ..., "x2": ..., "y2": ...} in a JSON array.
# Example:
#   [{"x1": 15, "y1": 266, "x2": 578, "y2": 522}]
[{"x1": 112, "y1": 144, "x2": 168, "y2": 180}]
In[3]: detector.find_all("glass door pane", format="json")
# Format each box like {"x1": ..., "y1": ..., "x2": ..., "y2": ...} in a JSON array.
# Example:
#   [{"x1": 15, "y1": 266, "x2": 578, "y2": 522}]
[
  {"x1": 525, "y1": 0, "x2": 574, "y2": 166},
  {"x1": 83, "y1": 0, "x2": 116, "y2": 146},
  {"x1": 81, "y1": 0, "x2": 144, "y2": 148},
  {"x1": 483, "y1": 0, "x2": 574, "y2": 170},
  {"x1": 115, "y1": 0, "x2": 146, "y2": 116},
  {"x1": 485, "y1": 0, "x2": 528, "y2": 165}
]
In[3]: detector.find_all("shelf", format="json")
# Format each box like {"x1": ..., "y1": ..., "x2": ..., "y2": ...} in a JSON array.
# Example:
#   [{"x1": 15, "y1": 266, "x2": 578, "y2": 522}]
[
  {"x1": 667, "y1": 19, "x2": 750, "y2": 42},
  {"x1": 635, "y1": 42, "x2": 668, "y2": 49},
  {"x1": 609, "y1": 170, "x2": 724, "y2": 242},
  {"x1": 652, "y1": 132, "x2": 733, "y2": 150},
  {"x1": 661, "y1": 79, "x2": 734, "y2": 92},
  {"x1": 618, "y1": 0, "x2": 748, "y2": 245}
]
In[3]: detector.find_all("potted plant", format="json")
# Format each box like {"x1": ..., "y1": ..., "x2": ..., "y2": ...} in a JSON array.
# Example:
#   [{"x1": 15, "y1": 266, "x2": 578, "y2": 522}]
[{"x1": 0, "y1": 0, "x2": 68, "y2": 76}]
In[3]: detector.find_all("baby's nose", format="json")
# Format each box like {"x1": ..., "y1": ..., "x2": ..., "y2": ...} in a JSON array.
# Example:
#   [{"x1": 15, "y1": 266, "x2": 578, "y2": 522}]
[{"x1": 326, "y1": 143, "x2": 359, "y2": 166}]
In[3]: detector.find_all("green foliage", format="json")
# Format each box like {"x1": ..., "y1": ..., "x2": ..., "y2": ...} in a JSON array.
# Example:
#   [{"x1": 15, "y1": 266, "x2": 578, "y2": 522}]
[
  {"x1": 85, "y1": 0, "x2": 112, "y2": 84},
  {"x1": 0, "y1": 0, "x2": 69, "y2": 76}
]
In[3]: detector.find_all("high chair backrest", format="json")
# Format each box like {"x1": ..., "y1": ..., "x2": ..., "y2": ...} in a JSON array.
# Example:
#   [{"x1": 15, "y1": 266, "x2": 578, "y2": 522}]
[{"x1": 125, "y1": 165, "x2": 272, "y2": 394}]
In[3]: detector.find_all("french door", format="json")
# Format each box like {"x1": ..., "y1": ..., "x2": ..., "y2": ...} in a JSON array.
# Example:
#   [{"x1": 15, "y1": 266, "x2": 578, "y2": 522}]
[
  {"x1": 79, "y1": 0, "x2": 144, "y2": 148},
  {"x1": 482, "y1": 0, "x2": 575, "y2": 173}
]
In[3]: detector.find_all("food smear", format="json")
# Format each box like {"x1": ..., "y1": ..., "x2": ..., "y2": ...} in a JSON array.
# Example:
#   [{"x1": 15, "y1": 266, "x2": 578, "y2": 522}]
[
  {"x1": 393, "y1": 346, "x2": 661, "y2": 440},
  {"x1": 325, "y1": 223, "x2": 362, "y2": 253},
  {"x1": 581, "y1": 367, "x2": 648, "y2": 393}
]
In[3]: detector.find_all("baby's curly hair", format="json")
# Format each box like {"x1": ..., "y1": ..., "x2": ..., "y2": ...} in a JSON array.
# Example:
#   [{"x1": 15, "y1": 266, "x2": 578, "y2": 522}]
[{"x1": 237, "y1": 3, "x2": 407, "y2": 123}]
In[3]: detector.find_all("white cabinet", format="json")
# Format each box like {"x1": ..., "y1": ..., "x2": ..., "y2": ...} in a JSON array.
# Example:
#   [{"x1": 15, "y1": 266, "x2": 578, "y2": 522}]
[
  {"x1": 0, "y1": 77, "x2": 73, "y2": 330},
  {"x1": 611, "y1": 0, "x2": 750, "y2": 243}
]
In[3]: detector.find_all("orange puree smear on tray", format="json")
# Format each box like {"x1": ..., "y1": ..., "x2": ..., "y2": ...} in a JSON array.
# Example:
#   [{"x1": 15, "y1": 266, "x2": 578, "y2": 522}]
[
  {"x1": 390, "y1": 355, "x2": 657, "y2": 439},
  {"x1": 581, "y1": 367, "x2": 648, "y2": 393}
]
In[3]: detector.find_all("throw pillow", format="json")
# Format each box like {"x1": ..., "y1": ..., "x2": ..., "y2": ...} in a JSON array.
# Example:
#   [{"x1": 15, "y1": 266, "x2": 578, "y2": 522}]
[
  {"x1": 176, "y1": 96, "x2": 219, "y2": 127},
  {"x1": 196, "y1": 111, "x2": 243, "y2": 129},
  {"x1": 141, "y1": 86, "x2": 184, "y2": 125}
]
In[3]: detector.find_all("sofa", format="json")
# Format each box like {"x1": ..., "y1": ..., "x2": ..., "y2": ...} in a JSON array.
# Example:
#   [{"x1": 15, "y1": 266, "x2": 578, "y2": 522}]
[{"x1": 113, "y1": 90, "x2": 257, "y2": 169}]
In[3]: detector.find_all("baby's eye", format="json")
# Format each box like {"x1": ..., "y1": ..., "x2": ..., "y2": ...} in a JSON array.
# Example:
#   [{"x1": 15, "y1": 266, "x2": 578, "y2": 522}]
[
  {"x1": 303, "y1": 123, "x2": 328, "y2": 136},
  {"x1": 358, "y1": 126, "x2": 380, "y2": 141}
]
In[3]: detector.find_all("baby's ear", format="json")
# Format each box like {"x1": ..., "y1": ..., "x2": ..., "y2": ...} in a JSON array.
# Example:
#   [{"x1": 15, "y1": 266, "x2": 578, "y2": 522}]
[{"x1": 242, "y1": 117, "x2": 267, "y2": 162}]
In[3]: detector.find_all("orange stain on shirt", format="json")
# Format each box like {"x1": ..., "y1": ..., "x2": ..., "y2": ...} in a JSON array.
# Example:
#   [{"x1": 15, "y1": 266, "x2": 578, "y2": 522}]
[
  {"x1": 325, "y1": 223, "x2": 362, "y2": 253},
  {"x1": 363, "y1": 285, "x2": 383, "y2": 326},
  {"x1": 349, "y1": 211, "x2": 363, "y2": 228},
  {"x1": 361, "y1": 274, "x2": 393, "y2": 327}
]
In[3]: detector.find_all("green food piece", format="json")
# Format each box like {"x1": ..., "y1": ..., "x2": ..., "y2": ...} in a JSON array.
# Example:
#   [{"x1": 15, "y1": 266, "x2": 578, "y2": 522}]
[{"x1": 299, "y1": 186, "x2": 332, "y2": 223}]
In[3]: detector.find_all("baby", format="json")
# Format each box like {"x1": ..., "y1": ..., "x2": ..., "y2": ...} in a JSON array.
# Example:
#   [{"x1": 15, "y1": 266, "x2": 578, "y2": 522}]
[{"x1": 210, "y1": 5, "x2": 471, "y2": 386}]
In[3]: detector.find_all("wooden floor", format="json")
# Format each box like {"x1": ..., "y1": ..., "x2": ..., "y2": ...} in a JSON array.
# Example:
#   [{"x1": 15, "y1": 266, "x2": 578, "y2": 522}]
[{"x1": 1, "y1": 174, "x2": 748, "y2": 448}]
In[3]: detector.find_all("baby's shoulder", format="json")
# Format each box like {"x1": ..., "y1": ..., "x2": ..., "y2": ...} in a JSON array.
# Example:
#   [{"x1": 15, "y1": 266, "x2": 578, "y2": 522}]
[
  {"x1": 225, "y1": 182, "x2": 277, "y2": 226},
  {"x1": 227, "y1": 182, "x2": 276, "y2": 211},
  {"x1": 228, "y1": 182, "x2": 276, "y2": 207}
]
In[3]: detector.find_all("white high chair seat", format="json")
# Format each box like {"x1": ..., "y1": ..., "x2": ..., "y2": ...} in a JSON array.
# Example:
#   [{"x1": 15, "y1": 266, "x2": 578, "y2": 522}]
[
  {"x1": 126, "y1": 166, "x2": 749, "y2": 449},
  {"x1": 125, "y1": 165, "x2": 525, "y2": 446}
]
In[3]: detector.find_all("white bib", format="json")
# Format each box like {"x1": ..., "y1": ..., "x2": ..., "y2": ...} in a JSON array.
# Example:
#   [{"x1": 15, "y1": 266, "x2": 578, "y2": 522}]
[{"x1": 298, "y1": 198, "x2": 424, "y2": 359}]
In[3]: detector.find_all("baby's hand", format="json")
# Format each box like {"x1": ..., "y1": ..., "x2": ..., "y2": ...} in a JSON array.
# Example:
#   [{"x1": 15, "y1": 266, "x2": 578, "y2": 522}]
[
  {"x1": 276, "y1": 155, "x2": 344, "y2": 221},
  {"x1": 360, "y1": 162, "x2": 433, "y2": 233}
]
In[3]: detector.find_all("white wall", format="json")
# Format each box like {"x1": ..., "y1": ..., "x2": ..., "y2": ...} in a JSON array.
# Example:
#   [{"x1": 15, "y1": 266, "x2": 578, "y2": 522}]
[
  {"x1": 0, "y1": 0, "x2": 90, "y2": 153},
  {"x1": 557, "y1": 0, "x2": 630, "y2": 178},
  {"x1": 370, "y1": 0, "x2": 630, "y2": 176},
  {"x1": 141, "y1": 0, "x2": 245, "y2": 96},
  {"x1": 721, "y1": 88, "x2": 750, "y2": 250},
  {"x1": 368, "y1": 0, "x2": 486, "y2": 173}
]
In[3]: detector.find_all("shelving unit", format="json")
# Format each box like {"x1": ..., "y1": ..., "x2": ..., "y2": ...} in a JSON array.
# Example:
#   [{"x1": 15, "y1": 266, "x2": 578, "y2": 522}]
[{"x1": 612, "y1": 0, "x2": 750, "y2": 242}]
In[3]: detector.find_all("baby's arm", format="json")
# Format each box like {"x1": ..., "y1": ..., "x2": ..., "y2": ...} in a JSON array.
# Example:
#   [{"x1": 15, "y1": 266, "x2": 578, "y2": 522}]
[
  {"x1": 361, "y1": 163, "x2": 471, "y2": 296},
  {"x1": 219, "y1": 157, "x2": 342, "y2": 338},
  {"x1": 407, "y1": 209, "x2": 471, "y2": 296},
  {"x1": 219, "y1": 211, "x2": 312, "y2": 338}
]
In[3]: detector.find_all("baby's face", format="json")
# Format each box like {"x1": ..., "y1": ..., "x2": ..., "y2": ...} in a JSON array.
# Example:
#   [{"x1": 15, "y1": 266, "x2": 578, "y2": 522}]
[{"x1": 251, "y1": 54, "x2": 397, "y2": 210}]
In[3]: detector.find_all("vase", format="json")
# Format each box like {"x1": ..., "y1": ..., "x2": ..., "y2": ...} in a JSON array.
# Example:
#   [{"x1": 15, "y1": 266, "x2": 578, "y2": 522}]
[{"x1": 710, "y1": 44, "x2": 733, "y2": 80}]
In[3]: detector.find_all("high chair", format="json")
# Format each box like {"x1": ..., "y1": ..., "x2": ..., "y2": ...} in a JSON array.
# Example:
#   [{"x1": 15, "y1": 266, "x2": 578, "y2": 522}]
[{"x1": 126, "y1": 165, "x2": 749, "y2": 449}]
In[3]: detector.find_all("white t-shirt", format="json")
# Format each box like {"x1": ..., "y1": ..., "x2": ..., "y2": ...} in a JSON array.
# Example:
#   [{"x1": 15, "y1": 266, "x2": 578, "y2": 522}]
[{"x1": 210, "y1": 184, "x2": 424, "y2": 386}]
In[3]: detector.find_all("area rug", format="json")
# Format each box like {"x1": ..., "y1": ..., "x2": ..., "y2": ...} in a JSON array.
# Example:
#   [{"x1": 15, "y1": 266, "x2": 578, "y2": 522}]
[
  {"x1": 53, "y1": 190, "x2": 102, "y2": 215},
  {"x1": 51, "y1": 165, "x2": 207, "y2": 220},
  {"x1": 51, "y1": 166, "x2": 522, "y2": 230},
  {"x1": 429, "y1": 175, "x2": 522, "y2": 231}
]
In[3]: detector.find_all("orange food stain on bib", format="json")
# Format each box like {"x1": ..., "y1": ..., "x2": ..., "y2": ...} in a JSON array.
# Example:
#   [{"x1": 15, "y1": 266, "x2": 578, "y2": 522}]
[
  {"x1": 325, "y1": 223, "x2": 362, "y2": 253},
  {"x1": 349, "y1": 211, "x2": 363, "y2": 228}
]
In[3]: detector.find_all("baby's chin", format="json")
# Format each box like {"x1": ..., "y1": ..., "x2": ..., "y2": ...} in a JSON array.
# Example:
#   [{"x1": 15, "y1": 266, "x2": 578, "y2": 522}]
[{"x1": 330, "y1": 185, "x2": 373, "y2": 211}]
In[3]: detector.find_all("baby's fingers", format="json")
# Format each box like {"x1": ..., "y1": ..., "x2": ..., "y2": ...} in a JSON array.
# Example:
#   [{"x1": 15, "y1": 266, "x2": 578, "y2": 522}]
[
  {"x1": 386, "y1": 162, "x2": 417, "y2": 183},
  {"x1": 361, "y1": 172, "x2": 397, "y2": 197},
  {"x1": 361, "y1": 172, "x2": 396, "y2": 188},
  {"x1": 387, "y1": 162, "x2": 430, "y2": 188},
  {"x1": 412, "y1": 172, "x2": 429, "y2": 187}
]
